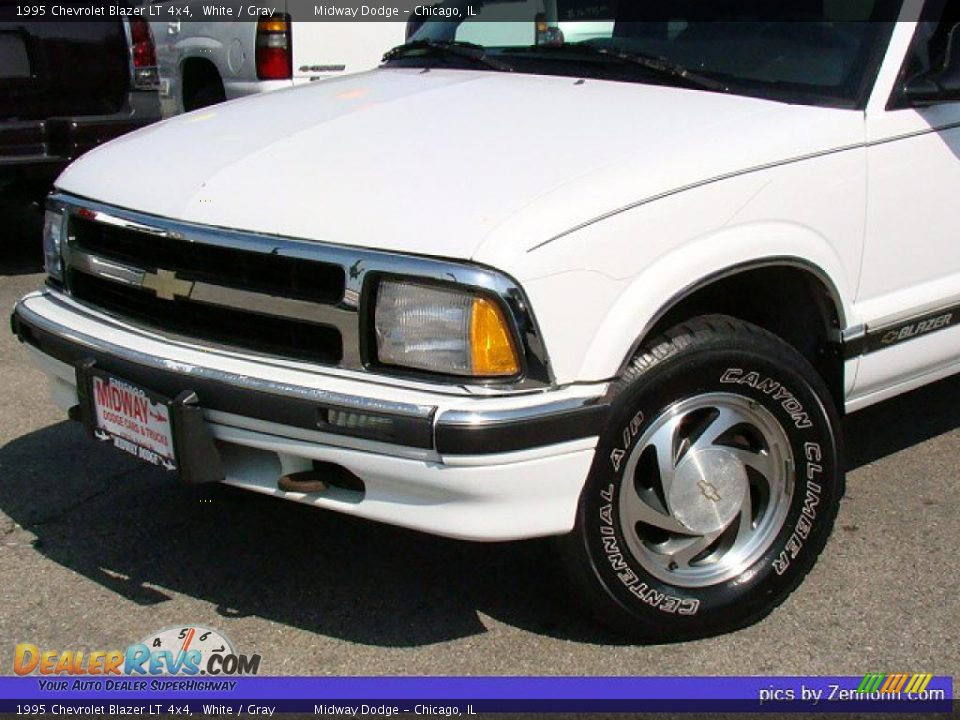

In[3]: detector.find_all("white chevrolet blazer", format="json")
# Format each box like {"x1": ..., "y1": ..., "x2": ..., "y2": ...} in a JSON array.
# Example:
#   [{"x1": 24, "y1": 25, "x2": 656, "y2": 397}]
[{"x1": 12, "y1": 1, "x2": 960, "y2": 640}]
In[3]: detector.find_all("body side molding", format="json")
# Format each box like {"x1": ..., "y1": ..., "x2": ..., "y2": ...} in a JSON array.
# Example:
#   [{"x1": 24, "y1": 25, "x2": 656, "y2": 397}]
[{"x1": 846, "y1": 299, "x2": 960, "y2": 358}]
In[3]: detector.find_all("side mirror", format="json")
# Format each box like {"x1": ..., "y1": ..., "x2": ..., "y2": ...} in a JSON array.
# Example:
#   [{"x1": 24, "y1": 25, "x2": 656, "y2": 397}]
[{"x1": 903, "y1": 23, "x2": 960, "y2": 106}]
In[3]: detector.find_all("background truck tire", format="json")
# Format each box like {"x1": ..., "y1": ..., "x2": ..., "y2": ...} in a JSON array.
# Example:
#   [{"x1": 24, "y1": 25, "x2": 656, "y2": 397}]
[
  {"x1": 560, "y1": 315, "x2": 842, "y2": 641},
  {"x1": 182, "y1": 64, "x2": 226, "y2": 112}
]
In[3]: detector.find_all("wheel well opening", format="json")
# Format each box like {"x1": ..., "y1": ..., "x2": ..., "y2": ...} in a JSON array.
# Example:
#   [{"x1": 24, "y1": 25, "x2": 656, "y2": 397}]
[
  {"x1": 181, "y1": 58, "x2": 224, "y2": 111},
  {"x1": 645, "y1": 266, "x2": 845, "y2": 410}
]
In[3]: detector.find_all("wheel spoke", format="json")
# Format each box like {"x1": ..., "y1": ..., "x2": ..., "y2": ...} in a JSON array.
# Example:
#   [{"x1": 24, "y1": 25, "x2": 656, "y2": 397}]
[
  {"x1": 615, "y1": 392, "x2": 797, "y2": 588},
  {"x1": 621, "y1": 484, "x2": 689, "y2": 534},
  {"x1": 735, "y1": 482, "x2": 754, "y2": 539},
  {"x1": 647, "y1": 416, "x2": 681, "y2": 503},
  {"x1": 726, "y1": 447, "x2": 775, "y2": 481},
  {"x1": 690, "y1": 405, "x2": 745, "y2": 453},
  {"x1": 668, "y1": 530, "x2": 724, "y2": 569}
]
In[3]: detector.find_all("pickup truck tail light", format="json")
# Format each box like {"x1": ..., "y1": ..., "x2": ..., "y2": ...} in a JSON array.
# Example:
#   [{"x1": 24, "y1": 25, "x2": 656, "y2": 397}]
[
  {"x1": 127, "y1": 18, "x2": 159, "y2": 89},
  {"x1": 256, "y1": 16, "x2": 293, "y2": 80}
]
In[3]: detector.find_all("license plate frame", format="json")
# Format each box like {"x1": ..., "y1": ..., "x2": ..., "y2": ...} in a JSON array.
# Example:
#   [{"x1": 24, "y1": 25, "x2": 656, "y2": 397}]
[
  {"x1": 86, "y1": 366, "x2": 179, "y2": 471},
  {"x1": 74, "y1": 359, "x2": 224, "y2": 484}
]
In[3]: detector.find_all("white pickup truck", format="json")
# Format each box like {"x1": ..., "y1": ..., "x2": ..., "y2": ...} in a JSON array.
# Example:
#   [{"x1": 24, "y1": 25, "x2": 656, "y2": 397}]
[
  {"x1": 12, "y1": 0, "x2": 960, "y2": 640},
  {"x1": 149, "y1": 14, "x2": 406, "y2": 112}
]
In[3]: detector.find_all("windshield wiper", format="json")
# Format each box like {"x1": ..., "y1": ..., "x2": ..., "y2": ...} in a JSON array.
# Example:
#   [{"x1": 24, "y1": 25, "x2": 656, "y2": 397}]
[
  {"x1": 594, "y1": 47, "x2": 729, "y2": 92},
  {"x1": 502, "y1": 43, "x2": 728, "y2": 93},
  {"x1": 383, "y1": 40, "x2": 513, "y2": 72}
]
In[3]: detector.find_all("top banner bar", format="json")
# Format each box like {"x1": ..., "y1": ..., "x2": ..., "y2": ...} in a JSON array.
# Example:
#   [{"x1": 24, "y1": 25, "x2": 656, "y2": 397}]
[{"x1": 0, "y1": 1, "x2": 944, "y2": 23}]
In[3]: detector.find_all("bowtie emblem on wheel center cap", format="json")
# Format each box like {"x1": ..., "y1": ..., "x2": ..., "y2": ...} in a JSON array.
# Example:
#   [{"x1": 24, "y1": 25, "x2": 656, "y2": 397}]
[{"x1": 668, "y1": 448, "x2": 747, "y2": 535}]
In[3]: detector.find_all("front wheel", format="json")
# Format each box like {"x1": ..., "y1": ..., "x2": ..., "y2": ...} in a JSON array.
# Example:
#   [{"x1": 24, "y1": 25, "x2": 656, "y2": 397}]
[{"x1": 560, "y1": 316, "x2": 842, "y2": 641}]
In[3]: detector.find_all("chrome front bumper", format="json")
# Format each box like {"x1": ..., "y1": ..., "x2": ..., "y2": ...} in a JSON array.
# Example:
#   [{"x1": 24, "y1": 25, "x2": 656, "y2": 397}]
[
  {"x1": 12, "y1": 290, "x2": 609, "y2": 459},
  {"x1": 12, "y1": 290, "x2": 608, "y2": 540}
]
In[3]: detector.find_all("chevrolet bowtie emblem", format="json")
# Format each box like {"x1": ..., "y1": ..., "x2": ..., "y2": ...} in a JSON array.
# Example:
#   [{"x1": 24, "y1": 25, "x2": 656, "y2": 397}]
[
  {"x1": 697, "y1": 479, "x2": 722, "y2": 503},
  {"x1": 142, "y1": 268, "x2": 194, "y2": 301}
]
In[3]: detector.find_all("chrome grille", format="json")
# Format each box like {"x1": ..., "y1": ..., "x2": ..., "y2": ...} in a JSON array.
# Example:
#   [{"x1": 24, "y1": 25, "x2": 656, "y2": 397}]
[
  {"x1": 67, "y1": 270, "x2": 344, "y2": 365},
  {"x1": 64, "y1": 212, "x2": 350, "y2": 366},
  {"x1": 52, "y1": 194, "x2": 553, "y2": 389},
  {"x1": 69, "y1": 215, "x2": 346, "y2": 305}
]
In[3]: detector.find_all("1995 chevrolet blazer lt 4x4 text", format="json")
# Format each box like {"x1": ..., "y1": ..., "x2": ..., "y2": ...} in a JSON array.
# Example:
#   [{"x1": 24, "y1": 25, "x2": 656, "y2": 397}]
[{"x1": 11, "y1": 0, "x2": 960, "y2": 639}]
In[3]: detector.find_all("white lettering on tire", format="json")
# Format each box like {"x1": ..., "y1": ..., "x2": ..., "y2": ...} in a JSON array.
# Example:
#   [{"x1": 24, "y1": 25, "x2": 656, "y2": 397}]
[
  {"x1": 598, "y1": 482, "x2": 700, "y2": 616},
  {"x1": 609, "y1": 412, "x2": 643, "y2": 471},
  {"x1": 772, "y1": 442, "x2": 823, "y2": 576},
  {"x1": 720, "y1": 368, "x2": 813, "y2": 429}
]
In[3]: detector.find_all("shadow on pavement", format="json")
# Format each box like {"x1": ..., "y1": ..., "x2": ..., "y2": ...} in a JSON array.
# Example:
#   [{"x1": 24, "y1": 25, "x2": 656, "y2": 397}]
[
  {"x1": 0, "y1": 371, "x2": 957, "y2": 647},
  {"x1": 844, "y1": 373, "x2": 960, "y2": 470},
  {"x1": 0, "y1": 420, "x2": 620, "y2": 648}
]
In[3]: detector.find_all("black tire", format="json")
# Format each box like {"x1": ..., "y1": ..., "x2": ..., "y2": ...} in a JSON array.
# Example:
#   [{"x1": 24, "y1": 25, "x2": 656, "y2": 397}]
[{"x1": 560, "y1": 315, "x2": 842, "y2": 641}]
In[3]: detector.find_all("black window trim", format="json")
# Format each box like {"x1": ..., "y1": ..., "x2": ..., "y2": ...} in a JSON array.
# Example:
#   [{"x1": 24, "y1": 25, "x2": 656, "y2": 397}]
[{"x1": 886, "y1": 0, "x2": 959, "y2": 110}]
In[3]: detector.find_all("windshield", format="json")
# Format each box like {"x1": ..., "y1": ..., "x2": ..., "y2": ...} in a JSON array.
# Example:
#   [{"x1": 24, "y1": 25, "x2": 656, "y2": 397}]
[{"x1": 393, "y1": 0, "x2": 903, "y2": 107}]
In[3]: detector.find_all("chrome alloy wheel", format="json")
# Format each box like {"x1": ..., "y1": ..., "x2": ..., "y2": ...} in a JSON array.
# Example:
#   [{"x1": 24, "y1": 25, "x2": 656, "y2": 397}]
[{"x1": 618, "y1": 393, "x2": 795, "y2": 588}]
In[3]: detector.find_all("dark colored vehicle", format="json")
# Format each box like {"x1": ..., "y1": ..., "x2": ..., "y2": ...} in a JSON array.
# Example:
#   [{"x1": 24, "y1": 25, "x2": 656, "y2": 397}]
[{"x1": 0, "y1": 14, "x2": 161, "y2": 205}]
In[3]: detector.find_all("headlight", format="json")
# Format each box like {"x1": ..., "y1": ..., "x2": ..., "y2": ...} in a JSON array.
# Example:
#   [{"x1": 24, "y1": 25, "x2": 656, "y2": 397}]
[
  {"x1": 374, "y1": 279, "x2": 521, "y2": 378},
  {"x1": 42, "y1": 208, "x2": 66, "y2": 281}
]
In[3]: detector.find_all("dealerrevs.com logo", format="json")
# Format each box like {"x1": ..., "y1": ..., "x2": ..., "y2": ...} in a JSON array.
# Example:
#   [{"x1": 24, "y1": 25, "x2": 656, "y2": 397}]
[{"x1": 14, "y1": 625, "x2": 261, "y2": 678}]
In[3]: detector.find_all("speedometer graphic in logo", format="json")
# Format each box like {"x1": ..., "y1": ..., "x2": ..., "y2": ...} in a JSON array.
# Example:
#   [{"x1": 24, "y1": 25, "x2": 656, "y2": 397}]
[{"x1": 138, "y1": 625, "x2": 234, "y2": 674}]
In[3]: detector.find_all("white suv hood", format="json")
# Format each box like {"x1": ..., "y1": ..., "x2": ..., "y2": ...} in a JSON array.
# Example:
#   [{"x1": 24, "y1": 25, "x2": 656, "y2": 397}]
[{"x1": 57, "y1": 68, "x2": 863, "y2": 264}]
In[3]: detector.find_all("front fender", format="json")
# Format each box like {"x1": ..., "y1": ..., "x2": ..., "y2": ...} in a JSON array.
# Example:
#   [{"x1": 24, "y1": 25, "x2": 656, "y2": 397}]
[
  {"x1": 510, "y1": 148, "x2": 865, "y2": 385},
  {"x1": 579, "y1": 225, "x2": 852, "y2": 381}
]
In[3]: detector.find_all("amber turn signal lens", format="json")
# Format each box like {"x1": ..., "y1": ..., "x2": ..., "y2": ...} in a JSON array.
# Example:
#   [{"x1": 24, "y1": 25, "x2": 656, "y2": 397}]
[
  {"x1": 470, "y1": 297, "x2": 520, "y2": 376},
  {"x1": 258, "y1": 18, "x2": 289, "y2": 33}
]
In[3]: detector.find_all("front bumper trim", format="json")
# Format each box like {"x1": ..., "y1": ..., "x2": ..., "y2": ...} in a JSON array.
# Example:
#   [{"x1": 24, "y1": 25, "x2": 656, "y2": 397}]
[
  {"x1": 12, "y1": 295, "x2": 608, "y2": 457},
  {"x1": 436, "y1": 401, "x2": 609, "y2": 455}
]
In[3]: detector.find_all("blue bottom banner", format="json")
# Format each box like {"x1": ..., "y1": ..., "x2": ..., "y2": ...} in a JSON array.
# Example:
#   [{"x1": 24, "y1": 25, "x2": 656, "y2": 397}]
[{"x1": 0, "y1": 676, "x2": 953, "y2": 714}]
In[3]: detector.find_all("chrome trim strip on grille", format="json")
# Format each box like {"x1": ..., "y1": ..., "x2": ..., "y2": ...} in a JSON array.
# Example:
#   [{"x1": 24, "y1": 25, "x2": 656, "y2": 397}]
[
  {"x1": 53, "y1": 193, "x2": 553, "y2": 390},
  {"x1": 68, "y1": 249, "x2": 145, "y2": 288},
  {"x1": 189, "y1": 285, "x2": 355, "y2": 334},
  {"x1": 66, "y1": 244, "x2": 357, "y2": 354},
  {"x1": 85, "y1": 207, "x2": 171, "y2": 237}
]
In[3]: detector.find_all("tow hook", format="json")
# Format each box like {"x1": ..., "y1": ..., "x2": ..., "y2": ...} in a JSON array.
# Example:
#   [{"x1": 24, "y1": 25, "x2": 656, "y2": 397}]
[{"x1": 278, "y1": 471, "x2": 328, "y2": 494}]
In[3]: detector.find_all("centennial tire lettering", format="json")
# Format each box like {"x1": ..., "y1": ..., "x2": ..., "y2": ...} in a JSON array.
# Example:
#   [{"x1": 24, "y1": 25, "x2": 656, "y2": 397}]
[{"x1": 597, "y1": 488, "x2": 701, "y2": 616}]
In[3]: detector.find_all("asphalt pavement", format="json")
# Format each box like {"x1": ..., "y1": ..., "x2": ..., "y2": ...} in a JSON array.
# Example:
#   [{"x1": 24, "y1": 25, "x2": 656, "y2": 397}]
[{"x1": 1, "y1": 205, "x2": 958, "y2": 679}]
